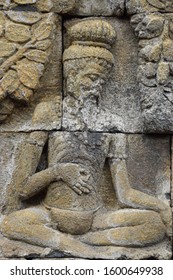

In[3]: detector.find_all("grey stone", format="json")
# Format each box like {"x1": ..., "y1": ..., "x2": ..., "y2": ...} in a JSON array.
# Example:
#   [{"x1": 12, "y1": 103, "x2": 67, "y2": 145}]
[
  {"x1": 63, "y1": 18, "x2": 142, "y2": 133},
  {"x1": 0, "y1": 132, "x2": 171, "y2": 259}
]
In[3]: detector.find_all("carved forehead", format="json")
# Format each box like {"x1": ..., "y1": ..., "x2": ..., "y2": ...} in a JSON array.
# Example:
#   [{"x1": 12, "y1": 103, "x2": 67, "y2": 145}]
[
  {"x1": 64, "y1": 57, "x2": 113, "y2": 77},
  {"x1": 63, "y1": 45, "x2": 114, "y2": 64}
]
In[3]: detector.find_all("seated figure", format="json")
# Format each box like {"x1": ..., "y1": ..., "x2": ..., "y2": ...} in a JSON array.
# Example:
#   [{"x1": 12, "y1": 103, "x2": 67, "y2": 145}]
[{"x1": 1, "y1": 20, "x2": 171, "y2": 259}]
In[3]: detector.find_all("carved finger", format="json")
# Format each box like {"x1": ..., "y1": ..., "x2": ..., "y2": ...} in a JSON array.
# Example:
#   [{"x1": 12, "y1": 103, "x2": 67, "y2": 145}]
[
  {"x1": 80, "y1": 182, "x2": 92, "y2": 191},
  {"x1": 71, "y1": 185, "x2": 82, "y2": 195},
  {"x1": 76, "y1": 183, "x2": 90, "y2": 194}
]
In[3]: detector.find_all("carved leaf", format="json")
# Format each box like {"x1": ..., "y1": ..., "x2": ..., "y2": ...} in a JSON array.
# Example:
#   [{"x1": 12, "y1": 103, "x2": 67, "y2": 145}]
[
  {"x1": 163, "y1": 39, "x2": 173, "y2": 61},
  {"x1": 25, "y1": 50, "x2": 48, "y2": 63},
  {"x1": 33, "y1": 19, "x2": 52, "y2": 41},
  {"x1": 6, "y1": 11, "x2": 41, "y2": 25},
  {"x1": 139, "y1": 43, "x2": 162, "y2": 62},
  {"x1": 5, "y1": 22, "x2": 31, "y2": 43},
  {"x1": 16, "y1": 58, "x2": 44, "y2": 89},
  {"x1": 0, "y1": 39, "x2": 16, "y2": 57},
  {"x1": 0, "y1": 11, "x2": 5, "y2": 36},
  {"x1": 157, "y1": 62, "x2": 170, "y2": 85},
  {"x1": 34, "y1": 39, "x2": 51, "y2": 50},
  {"x1": 146, "y1": 0, "x2": 165, "y2": 9},
  {"x1": 169, "y1": 20, "x2": 173, "y2": 39},
  {"x1": 1, "y1": 69, "x2": 20, "y2": 93},
  {"x1": 0, "y1": 12, "x2": 53, "y2": 123},
  {"x1": 0, "y1": 86, "x2": 6, "y2": 102},
  {"x1": 35, "y1": 0, "x2": 53, "y2": 11}
]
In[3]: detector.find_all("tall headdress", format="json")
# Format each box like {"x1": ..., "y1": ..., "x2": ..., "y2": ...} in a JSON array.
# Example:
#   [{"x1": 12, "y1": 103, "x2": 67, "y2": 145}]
[{"x1": 63, "y1": 19, "x2": 116, "y2": 64}]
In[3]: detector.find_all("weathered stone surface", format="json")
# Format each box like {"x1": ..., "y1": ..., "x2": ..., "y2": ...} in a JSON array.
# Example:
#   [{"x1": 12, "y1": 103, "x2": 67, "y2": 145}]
[
  {"x1": 63, "y1": 18, "x2": 141, "y2": 132},
  {"x1": 0, "y1": 11, "x2": 5, "y2": 36},
  {"x1": 13, "y1": 0, "x2": 36, "y2": 3},
  {"x1": 0, "y1": 39, "x2": 16, "y2": 58},
  {"x1": 0, "y1": 235, "x2": 52, "y2": 259},
  {"x1": 0, "y1": 12, "x2": 62, "y2": 129},
  {"x1": 0, "y1": 132, "x2": 171, "y2": 259},
  {"x1": 0, "y1": 132, "x2": 48, "y2": 214},
  {"x1": 39, "y1": 16, "x2": 62, "y2": 89},
  {"x1": 0, "y1": 88, "x2": 62, "y2": 131},
  {"x1": 1, "y1": 69, "x2": 20, "y2": 93},
  {"x1": 52, "y1": 0, "x2": 76, "y2": 13},
  {"x1": 0, "y1": 1, "x2": 172, "y2": 261},
  {"x1": 0, "y1": 235, "x2": 171, "y2": 260},
  {"x1": 36, "y1": 0, "x2": 53, "y2": 12},
  {"x1": 5, "y1": 22, "x2": 31, "y2": 43},
  {"x1": 171, "y1": 137, "x2": 173, "y2": 208},
  {"x1": 16, "y1": 59, "x2": 44, "y2": 89},
  {"x1": 6, "y1": 11, "x2": 42, "y2": 25},
  {"x1": 163, "y1": 39, "x2": 173, "y2": 61},
  {"x1": 126, "y1": 135, "x2": 170, "y2": 201},
  {"x1": 11, "y1": 84, "x2": 33, "y2": 104},
  {"x1": 71, "y1": 0, "x2": 125, "y2": 16},
  {"x1": 126, "y1": 0, "x2": 173, "y2": 15},
  {"x1": 25, "y1": 50, "x2": 48, "y2": 63},
  {"x1": 0, "y1": 0, "x2": 124, "y2": 15},
  {"x1": 130, "y1": 12, "x2": 173, "y2": 132},
  {"x1": 0, "y1": 0, "x2": 75, "y2": 13}
]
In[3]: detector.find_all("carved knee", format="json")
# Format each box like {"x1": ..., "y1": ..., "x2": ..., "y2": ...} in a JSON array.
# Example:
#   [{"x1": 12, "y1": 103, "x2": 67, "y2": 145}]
[
  {"x1": 1, "y1": 207, "x2": 50, "y2": 239},
  {"x1": 1, "y1": 212, "x2": 21, "y2": 238}
]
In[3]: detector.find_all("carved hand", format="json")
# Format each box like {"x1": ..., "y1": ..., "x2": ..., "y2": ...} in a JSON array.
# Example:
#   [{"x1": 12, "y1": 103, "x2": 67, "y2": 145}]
[{"x1": 54, "y1": 163, "x2": 93, "y2": 195}]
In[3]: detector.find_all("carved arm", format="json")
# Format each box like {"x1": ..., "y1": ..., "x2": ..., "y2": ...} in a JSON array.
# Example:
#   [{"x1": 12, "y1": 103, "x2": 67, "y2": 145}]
[
  {"x1": 19, "y1": 162, "x2": 92, "y2": 200},
  {"x1": 110, "y1": 158, "x2": 169, "y2": 212},
  {"x1": 19, "y1": 166, "x2": 59, "y2": 200},
  {"x1": 110, "y1": 158, "x2": 172, "y2": 234}
]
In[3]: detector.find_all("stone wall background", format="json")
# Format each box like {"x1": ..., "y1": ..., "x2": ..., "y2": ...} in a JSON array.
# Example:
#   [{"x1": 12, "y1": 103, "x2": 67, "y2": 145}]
[{"x1": 0, "y1": 0, "x2": 172, "y2": 259}]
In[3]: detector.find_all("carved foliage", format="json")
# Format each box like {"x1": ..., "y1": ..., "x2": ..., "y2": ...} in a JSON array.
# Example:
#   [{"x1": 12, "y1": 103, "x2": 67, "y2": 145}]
[
  {"x1": 131, "y1": 12, "x2": 173, "y2": 131},
  {"x1": 0, "y1": 12, "x2": 55, "y2": 122},
  {"x1": 0, "y1": 0, "x2": 76, "y2": 13},
  {"x1": 127, "y1": 0, "x2": 173, "y2": 14}
]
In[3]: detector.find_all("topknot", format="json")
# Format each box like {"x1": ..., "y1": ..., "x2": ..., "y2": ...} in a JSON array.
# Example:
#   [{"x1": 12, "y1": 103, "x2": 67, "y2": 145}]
[{"x1": 69, "y1": 19, "x2": 116, "y2": 48}]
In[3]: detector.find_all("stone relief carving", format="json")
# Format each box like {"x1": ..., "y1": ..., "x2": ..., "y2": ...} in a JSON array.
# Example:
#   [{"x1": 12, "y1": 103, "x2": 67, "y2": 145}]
[
  {"x1": 0, "y1": 19, "x2": 172, "y2": 259},
  {"x1": 0, "y1": 131, "x2": 171, "y2": 258},
  {"x1": 131, "y1": 12, "x2": 173, "y2": 132},
  {"x1": 0, "y1": 2, "x2": 172, "y2": 259},
  {"x1": 0, "y1": 11, "x2": 55, "y2": 123},
  {"x1": 63, "y1": 19, "x2": 116, "y2": 131},
  {"x1": 63, "y1": 18, "x2": 141, "y2": 132},
  {"x1": 0, "y1": 0, "x2": 76, "y2": 13},
  {"x1": 127, "y1": 0, "x2": 173, "y2": 14}
]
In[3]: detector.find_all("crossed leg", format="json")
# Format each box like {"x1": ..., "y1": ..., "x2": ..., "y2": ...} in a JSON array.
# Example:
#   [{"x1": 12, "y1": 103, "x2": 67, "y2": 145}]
[
  {"x1": 0, "y1": 206, "x2": 99, "y2": 258},
  {"x1": 1, "y1": 207, "x2": 166, "y2": 257},
  {"x1": 80, "y1": 209, "x2": 166, "y2": 247}
]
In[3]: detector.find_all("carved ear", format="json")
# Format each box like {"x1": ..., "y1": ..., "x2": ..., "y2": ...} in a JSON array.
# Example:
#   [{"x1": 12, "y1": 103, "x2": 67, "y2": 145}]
[{"x1": 0, "y1": 12, "x2": 54, "y2": 115}]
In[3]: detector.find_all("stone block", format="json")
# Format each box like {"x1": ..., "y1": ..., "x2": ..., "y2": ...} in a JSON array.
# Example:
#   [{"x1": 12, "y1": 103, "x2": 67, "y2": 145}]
[
  {"x1": 133, "y1": 13, "x2": 173, "y2": 133},
  {"x1": 0, "y1": 132, "x2": 48, "y2": 214},
  {"x1": 71, "y1": 0, "x2": 125, "y2": 16},
  {"x1": 126, "y1": 0, "x2": 173, "y2": 15},
  {"x1": 0, "y1": 0, "x2": 76, "y2": 13},
  {"x1": 63, "y1": 18, "x2": 142, "y2": 133},
  {"x1": 0, "y1": 0, "x2": 125, "y2": 15},
  {"x1": 0, "y1": 132, "x2": 171, "y2": 259},
  {"x1": 0, "y1": 11, "x2": 62, "y2": 131}
]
